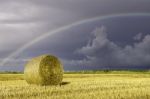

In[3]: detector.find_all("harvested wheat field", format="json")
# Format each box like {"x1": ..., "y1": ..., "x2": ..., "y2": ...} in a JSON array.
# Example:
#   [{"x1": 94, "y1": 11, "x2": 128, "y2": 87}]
[{"x1": 0, "y1": 71, "x2": 150, "y2": 99}]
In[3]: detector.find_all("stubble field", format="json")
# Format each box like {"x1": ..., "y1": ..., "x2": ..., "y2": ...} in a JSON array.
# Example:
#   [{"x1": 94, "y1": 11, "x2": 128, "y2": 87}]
[{"x1": 0, "y1": 71, "x2": 150, "y2": 99}]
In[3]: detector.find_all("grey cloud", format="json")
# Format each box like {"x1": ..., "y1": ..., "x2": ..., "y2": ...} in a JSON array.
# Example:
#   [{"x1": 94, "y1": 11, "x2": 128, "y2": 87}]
[
  {"x1": 0, "y1": 58, "x2": 27, "y2": 68},
  {"x1": 120, "y1": 35, "x2": 150, "y2": 65},
  {"x1": 0, "y1": 0, "x2": 150, "y2": 70},
  {"x1": 133, "y1": 33, "x2": 143, "y2": 41},
  {"x1": 0, "y1": 58, "x2": 28, "y2": 71},
  {"x1": 0, "y1": 1, "x2": 39, "y2": 22},
  {"x1": 0, "y1": 0, "x2": 83, "y2": 56},
  {"x1": 74, "y1": 26, "x2": 150, "y2": 67}
]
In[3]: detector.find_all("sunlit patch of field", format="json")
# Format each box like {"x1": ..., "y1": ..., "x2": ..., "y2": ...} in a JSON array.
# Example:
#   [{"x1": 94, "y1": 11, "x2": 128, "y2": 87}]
[{"x1": 0, "y1": 72, "x2": 150, "y2": 99}]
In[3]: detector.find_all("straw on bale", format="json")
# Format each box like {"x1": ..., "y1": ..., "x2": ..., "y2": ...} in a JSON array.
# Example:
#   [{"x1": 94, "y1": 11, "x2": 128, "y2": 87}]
[{"x1": 24, "y1": 55, "x2": 63, "y2": 85}]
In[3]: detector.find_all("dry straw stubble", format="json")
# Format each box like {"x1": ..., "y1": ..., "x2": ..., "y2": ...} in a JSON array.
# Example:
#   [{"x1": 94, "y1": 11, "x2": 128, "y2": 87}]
[{"x1": 24, "y1": 55, "x2": 63, "y2": 85}]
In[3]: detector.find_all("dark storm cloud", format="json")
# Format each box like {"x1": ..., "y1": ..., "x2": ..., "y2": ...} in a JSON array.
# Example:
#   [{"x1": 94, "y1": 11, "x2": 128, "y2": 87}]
[
  {"x1": 75, "y1": 26, "x2": 150, "y2": 67},
  {"x1": 1, "y1": 0, "x2": 150, "y2": 53},
  {"x1": 1, "y1": 0, "x2": 150, "y2": 70},
  {"x1": 17, "y1": 15, "x2": 150, "y2": 70}
]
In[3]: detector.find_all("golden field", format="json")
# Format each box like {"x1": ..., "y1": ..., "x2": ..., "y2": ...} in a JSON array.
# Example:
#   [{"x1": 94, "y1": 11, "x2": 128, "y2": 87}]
[{"x1": 0, "y1": 72, "x2": 150, "y2": 99}]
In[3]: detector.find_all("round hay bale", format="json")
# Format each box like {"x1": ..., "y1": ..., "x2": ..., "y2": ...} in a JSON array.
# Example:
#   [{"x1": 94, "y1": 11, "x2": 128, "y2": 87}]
[{"x1": 24, "y1": 54, "x2": 63, "y2": 85}]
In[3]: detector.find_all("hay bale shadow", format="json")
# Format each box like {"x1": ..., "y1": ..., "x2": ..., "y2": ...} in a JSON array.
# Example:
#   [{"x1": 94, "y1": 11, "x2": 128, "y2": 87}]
[{"x1": 61, "y1": 81, "x2": 70, "y2": 86}]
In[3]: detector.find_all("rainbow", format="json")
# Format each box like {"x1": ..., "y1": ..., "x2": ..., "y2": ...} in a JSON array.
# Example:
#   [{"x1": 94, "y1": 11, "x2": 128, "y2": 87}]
[{"x1": 1, "y1": 13, "x2": 150, "y2": 66}]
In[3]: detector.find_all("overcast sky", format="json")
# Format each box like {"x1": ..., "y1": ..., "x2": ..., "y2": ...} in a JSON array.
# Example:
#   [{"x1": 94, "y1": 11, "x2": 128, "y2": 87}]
[{"x1": 0, "y1": 0, "x2": 150, "y2": 71}]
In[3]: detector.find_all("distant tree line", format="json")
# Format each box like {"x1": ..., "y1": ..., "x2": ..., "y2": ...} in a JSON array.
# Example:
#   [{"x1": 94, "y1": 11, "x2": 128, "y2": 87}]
[{"x1": 0, "y1": 71, "x2": 23, "y2": 74}]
